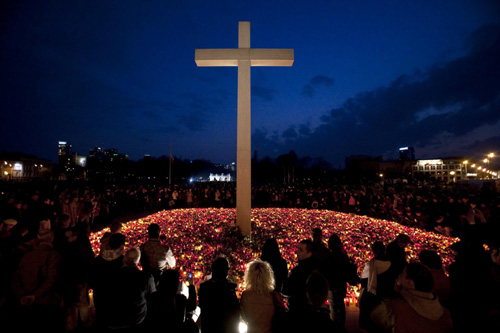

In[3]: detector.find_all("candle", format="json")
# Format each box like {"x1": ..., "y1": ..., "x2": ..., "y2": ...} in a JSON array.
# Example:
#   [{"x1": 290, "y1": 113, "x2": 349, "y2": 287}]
[
  {"x1": 89, "y1": 207, "x2": 459, "y2": 301},
  {"x1": 88, "y1": 288, "x2": 94, "y2": 307}
]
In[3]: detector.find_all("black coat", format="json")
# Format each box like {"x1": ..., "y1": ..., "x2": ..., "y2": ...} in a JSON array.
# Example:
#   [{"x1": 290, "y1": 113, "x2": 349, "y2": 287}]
[
  {"x1": 261, "y1": 255, "x2": 288, "y2": 293},
  {"x1": 284, "y1": 305, "x2": 340, "y2": 332},
  {"x1": 107, "y1": 266, "x2": 156, "y2": 328},
  {"x1": 198, "y1": 278, "x2": 240, "y2": 333},
  {"x1": 282, "y1": 256, "x2": 318, "y2": 312}
]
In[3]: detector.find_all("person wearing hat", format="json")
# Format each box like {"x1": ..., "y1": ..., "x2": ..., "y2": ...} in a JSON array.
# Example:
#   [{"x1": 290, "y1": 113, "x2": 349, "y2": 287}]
[
  {"x1": 0, "y1": 218, "x2": 18, "y2": 238},
  {"x1": 2, "y1": 218, "x2": 18, "y2": 227}
]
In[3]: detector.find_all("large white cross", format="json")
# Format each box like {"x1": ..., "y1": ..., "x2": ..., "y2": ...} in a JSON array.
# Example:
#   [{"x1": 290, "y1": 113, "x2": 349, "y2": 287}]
[{"x1": 195, "y1": 21, "x2": 294, "y2": 235}]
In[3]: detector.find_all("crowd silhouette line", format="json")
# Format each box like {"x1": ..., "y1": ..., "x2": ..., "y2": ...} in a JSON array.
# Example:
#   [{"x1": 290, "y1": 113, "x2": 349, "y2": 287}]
[{"x1": 1, "y1": 180, "x2": 499, "y2": 332}]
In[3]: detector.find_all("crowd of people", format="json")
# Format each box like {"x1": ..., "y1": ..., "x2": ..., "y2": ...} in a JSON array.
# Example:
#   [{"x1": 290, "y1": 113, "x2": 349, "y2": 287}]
[
  {"x1": 1, "y1": 179, "x2": 498, "y2": 241},
  {"x1": 0, "y1": 179, "x2": 499, "y2": 332}
]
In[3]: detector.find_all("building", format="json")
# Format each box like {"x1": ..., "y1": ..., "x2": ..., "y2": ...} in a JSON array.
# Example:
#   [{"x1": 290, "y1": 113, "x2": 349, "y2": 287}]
[
  {"x1": 399, "y1": 146, "x2": 415, "y2": 161},
  {"x1": 412, "y1": 158, "x2": 466, "y2": 183},
  {"x1": 379, "y1": 160, "x2": 414, "y2": 179},
  {"x1": 0, "y1": 153, "x2": 53, "y2": 181},
  {"x1": 209, "y1": 173, "x2": 232, "y2": 182},
  {"x1": 89, "y1": 146, "x2": 128, "y2": 163},
  {"x1": 412, "y1": 157, "x2": 499, "y2": 183},
  {"x1": 58, "y1": 141, "x2": 72, "y2": 168}
]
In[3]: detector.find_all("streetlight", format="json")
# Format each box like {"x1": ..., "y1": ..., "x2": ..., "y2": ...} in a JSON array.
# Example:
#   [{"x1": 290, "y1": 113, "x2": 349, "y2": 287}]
[
  {"x1": 482, "y1": 153, "x2": 496, "y2": 178},
  {"x1": 488, "y1": 153, "x2": 495, "y2": 179},
  {"x1": 450, "y1": 171, "x2": 455, "y2": 183},
  {"x1": 463, "y1": 160, "x2": 468, "y2": 179}
]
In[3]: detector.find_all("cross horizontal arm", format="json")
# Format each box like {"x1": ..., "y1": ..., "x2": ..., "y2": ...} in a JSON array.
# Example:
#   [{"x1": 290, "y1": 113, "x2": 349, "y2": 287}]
[{"x1": 195, "y1": 48, "x2": 294, "y2": 67}]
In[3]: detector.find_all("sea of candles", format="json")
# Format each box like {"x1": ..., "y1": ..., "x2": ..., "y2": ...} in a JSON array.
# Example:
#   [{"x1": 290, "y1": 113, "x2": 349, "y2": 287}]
[{"x1": 90, "y1": 208, "x2": 459, "y2": 302}]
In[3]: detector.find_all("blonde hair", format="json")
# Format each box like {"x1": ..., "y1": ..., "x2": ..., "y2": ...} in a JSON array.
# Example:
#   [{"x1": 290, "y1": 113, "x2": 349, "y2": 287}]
[
  {"x1": 124, "y1": 247, "x2": 141, "y2": 267},
  {"x1": 244, "y1": 259, "x2": 275, "y2": 293}
]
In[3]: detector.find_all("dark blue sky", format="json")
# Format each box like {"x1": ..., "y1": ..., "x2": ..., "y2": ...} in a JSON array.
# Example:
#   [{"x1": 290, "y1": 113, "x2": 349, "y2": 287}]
[{"x1": 1, "y1": 0, "x2": 499, "y2": 168}]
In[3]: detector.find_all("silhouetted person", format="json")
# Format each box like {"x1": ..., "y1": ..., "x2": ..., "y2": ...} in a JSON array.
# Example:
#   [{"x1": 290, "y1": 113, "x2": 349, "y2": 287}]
[
  {"x1": 359, "y1": 240, "x2": 392, "y2": 331},
  {"x1": 260, "y1": 238, "x2": 288, "y2": 293},
  {"x1": 0, "y1": 218, "x2": 24, "y2": 312},
  {"x1": 486, "y1": 240, "x2": 500, "y2": 332},
  {"x1": 448, "y1": 239, "x2": 493, "y2": 332},
  {"x1": 386, "y1": 233, "x2": 412, "y2": 282},
  {"x1": 88, "y1": 232, "x2": 125, "y2": 329},
  {"x1": 11, "y1": 229, "x2": 65, "y2": 332},
  {"x1": 324, "y1": 233, "x2": 357, "y2": 329},
  {"x1": 284, "y1": 270, "x2": 340, "y2": 332},
  {"x1": 198, "y1": 257, "x2": 240, "y2": 333},
  {"x1": 147, "y1": 268, "x2": 198, "y2": 332},
  {"x1": 107, "y1": 247, "x2": 156, "y2": 331},
  {"x1": 140, "y1": 223, "x2": 176, "y2": 284},
  {"x1": 53, "y1": 213, "x2": 71, "y2": 253},
  {"x1": 59, "y1": 225, "x2": 95, "y2": 331},
  {"x1": 282, "y1": 239, "x2": 317, "y2": 313},
  {"x1": 419, "y1": 249, "x2": 451, "y2": 307},
  {"x1": 98, "y1": 221, "x2": 123, "y2": 261},
  {"x1": 311, "y1": 227, "x2": 330, "y2": 264},
  {"x1": 463, "y1": 200, "x2": 487, "y2": 242},
  {"x1": 371, "y1": 262, "x2": 453, "y2": 333},
  {"x1": 241, "y1": 259, "x2": 285, "y2": 333}
]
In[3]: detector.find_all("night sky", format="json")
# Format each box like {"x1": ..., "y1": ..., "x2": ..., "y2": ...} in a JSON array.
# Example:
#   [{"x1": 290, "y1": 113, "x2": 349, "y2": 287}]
[{"x1": 1, "y1": 0, "x2": 499, "y2": 168}]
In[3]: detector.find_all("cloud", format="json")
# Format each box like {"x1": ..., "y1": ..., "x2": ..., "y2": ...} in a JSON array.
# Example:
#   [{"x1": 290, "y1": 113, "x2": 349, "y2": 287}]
[
  {"x1": 141, "y1": 101, "x2": 181, "y2": 121},
  {"x1": 461, "y1": 133, "x2": 500, "y2": 161},
  {"x1": 301, "y1": 75, "x2": 334, "y2": 98},
  {"x1": 174, "y1": 90, "x2": 228, "y2": 131},
  {"x1": 193, "y1": 73, "x2": 218, "y2": 84},
  {"x1": 310, "y1": 75, "x2": 335, "y2": 86},
  {"x1": 282, "y1": 126, "x2": 298, "y2": 140},
  {"x1": 301, "y1": 84, "x2": 315, "y2": 98},
  {"x1": 252, "y1": 85, "x2": 278, "y2": 101},
  {"x1": 298, "y1": 124, "x2": 311, "y2": 136},
  {"x1": 156, "y1": 125, "x2": 181, "y2": 134},
  {"x1": 254, "y1": 25, "x2": 500, "y2": 167}
]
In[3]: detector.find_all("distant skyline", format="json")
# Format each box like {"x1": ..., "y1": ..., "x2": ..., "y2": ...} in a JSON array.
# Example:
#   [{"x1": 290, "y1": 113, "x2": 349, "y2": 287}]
[{"x1": 1, "y1": 1, "x2": 499, "y2": 168}]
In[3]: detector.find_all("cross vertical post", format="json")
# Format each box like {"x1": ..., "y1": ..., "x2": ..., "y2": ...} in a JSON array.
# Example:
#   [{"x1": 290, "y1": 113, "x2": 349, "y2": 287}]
[
  {"x1": 195, "y1": 22, "x2": 294, "y2": 236},
  {"x1": 237, "y1": 24, "x2": 252, "y2": 235}
]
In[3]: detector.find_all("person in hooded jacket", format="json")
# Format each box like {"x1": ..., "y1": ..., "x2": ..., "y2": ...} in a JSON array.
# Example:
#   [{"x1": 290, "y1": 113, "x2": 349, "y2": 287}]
[{"x1": 370, "y1": 262, "x2": 453, "y2": 333}]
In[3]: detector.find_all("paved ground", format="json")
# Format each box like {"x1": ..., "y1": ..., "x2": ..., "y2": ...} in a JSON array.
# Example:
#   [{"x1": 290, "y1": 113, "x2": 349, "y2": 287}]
[{"x1": 346, "y1": 305, "x2": 366, "y2": 333}]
